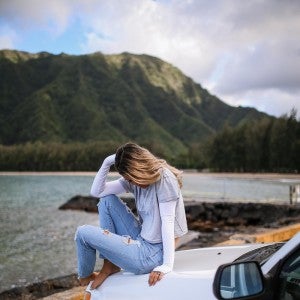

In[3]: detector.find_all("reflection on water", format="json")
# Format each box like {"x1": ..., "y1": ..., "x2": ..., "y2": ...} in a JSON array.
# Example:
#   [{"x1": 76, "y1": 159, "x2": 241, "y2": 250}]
[{"x1": 0, "y1": 173, "x2": 297, "y2": 292}]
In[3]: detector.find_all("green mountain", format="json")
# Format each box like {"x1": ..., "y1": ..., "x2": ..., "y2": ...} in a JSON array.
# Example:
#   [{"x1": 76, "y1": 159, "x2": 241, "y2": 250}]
[{"x1": 0, "y1": 49, "x2": 268, "y2": 156}]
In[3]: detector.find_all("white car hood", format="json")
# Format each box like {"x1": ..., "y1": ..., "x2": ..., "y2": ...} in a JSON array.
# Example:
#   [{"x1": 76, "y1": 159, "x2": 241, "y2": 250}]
[{"x1": 87, "y1": 244, "x2": 265, "y2": 300}]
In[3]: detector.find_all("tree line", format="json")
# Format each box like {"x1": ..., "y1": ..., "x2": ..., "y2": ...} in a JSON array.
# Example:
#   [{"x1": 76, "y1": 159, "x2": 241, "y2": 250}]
[
  {"x1": 202, "y1": 110, "x2": 300, "y2": 173},
  {"x1": 0, "y1": 141, "x2": 120, "y2": 171},
  {"x1": 0, "y1": 111, "x2": 299, "y2": 173}
]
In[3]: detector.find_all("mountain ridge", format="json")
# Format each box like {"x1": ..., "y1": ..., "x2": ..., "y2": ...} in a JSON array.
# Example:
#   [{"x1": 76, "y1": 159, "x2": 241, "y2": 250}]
[{"x1": 0, "y1": 49, "x2": 269, "y2": 157}]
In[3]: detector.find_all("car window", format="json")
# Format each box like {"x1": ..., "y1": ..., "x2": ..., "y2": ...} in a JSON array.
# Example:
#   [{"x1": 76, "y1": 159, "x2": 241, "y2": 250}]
[
  {"x1": 278, "y1": 248, "x2": 300, "y2": 300},
  {"x1": 234, "y1": 243, "x2": 283, "y2": 264}
]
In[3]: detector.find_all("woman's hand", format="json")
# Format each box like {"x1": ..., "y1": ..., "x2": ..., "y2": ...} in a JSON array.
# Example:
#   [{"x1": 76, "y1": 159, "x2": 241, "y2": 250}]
[{"x1": 148, "y1": 270, "x2": 164, "y2": 286}]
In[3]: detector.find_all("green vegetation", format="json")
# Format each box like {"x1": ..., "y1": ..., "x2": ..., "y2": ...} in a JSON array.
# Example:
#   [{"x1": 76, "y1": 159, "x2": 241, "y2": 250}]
[
  {"x1": 0, "y1": 140, "x2": 187, "y2": 171},
  {"x1": 206, "y1": 110, "x2": 300, "y2": 173},
  {"x1": 1, "y1": 50, "x2": 298, "y2": 172},
  {"x1": 0, "y1": 141, "x2": 119, "y2": 171}
]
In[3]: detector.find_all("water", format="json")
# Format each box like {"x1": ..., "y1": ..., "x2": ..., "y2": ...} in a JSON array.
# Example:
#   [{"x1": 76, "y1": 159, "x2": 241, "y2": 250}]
[
  {"x1": 0, "y1": 173, "x2": 298, "y2": 292},
  {"x1": 182, "y1": 173, "x2": 294, "y2": 203},
  {"x1": 0, "y1": 175, "x2": 100, "y2": 292}
]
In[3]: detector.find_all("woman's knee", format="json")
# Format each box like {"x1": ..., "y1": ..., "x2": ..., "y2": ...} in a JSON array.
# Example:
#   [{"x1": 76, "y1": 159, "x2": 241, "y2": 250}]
[
  {"x1": 98, "y1": 194, "x2": 119, "y2": 210},
  {"x1": 74, "y1": 224, "x2": 93, "y2": 241}
]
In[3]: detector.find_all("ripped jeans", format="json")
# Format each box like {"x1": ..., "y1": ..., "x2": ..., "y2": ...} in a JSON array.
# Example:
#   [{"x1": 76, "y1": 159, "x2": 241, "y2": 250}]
[{"x1": 75, "y1": 195, "x2": 163, "y2": 278}]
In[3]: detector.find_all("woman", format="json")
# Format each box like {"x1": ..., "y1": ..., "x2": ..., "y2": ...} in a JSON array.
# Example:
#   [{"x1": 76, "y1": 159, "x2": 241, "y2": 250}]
[{"x1": 75, "y1": 142, "x2": 188, "y2": 290}]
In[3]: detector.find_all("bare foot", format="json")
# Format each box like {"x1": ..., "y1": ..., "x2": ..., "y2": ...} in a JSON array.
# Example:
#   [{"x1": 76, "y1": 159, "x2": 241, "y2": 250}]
[
  {"x1": 79, "y1": 272, "x2": 97, "y2": 286},
  {"x1": 90, "y1": 266, "x2": 120, "y2": 290},
  {"x1": 83, "y1": 291, "x2": 91, "y2": 300}
]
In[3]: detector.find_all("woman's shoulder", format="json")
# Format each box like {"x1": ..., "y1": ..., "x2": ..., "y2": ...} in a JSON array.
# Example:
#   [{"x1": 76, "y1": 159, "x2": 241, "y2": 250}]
[
  {"x1": 160, "y1": 167, "x2": 176, "y2": 179},
  {"x1": 157, "y1": 167, "x2": 179, "y2": 189},
  {"x1": 156, "y1": 167, "x2": 180, "y2": 201}
]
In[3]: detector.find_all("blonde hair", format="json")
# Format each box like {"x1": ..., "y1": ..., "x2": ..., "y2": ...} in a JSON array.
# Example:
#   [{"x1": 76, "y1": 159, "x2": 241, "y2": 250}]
[{"x1": 114, "y1": 142, "x2": 182, "y2": 188}]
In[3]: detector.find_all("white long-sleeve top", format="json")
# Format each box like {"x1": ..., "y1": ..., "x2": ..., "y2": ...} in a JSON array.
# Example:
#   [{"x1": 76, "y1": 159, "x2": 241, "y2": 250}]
[{"x1": 90, "y1": 154, "x2": 188, "y2": 274}]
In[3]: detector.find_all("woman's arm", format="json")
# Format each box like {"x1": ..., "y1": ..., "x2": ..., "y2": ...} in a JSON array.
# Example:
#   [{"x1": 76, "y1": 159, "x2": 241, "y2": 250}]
[
  {"x1": 154, "y1": 201, "x2": 176, "y2": 272},
  {"x1": 90, "y1": 154, "x2": 126, "y2": 197},
  {"x1": 148, "y1": 201, "x2": 176, "y2": 286}
]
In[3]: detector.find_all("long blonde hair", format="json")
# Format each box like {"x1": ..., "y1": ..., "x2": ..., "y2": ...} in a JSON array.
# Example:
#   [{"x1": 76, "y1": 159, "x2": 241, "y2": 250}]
[{"x1": 114, "y1": 142, "x2": 182, "y2": 188}]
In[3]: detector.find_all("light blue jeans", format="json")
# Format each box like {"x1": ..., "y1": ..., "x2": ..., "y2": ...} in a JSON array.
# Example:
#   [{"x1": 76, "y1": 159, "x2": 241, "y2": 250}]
[{"x1": 75, "y1": 195, "x2": 163, "y2": 278}]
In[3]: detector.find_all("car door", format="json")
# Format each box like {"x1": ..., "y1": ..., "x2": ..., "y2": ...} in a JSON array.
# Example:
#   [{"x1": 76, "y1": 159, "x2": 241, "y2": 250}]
[{"x1": 276, "y1": 248, "x2": 300, "y2": 300}]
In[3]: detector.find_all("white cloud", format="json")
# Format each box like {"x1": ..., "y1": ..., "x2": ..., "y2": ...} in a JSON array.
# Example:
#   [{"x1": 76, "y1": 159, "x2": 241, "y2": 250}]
[
  {"x1": 0, "y1": 26, "x2": 17, "y2": 49},
  {"x1": 0, "y1": 35, "x2": 14, "y2": 49},
  {"x1": 214, "y1": 39, "x2": 300, "y2": 94},
  {"x1": 0, "y1": 33, "x2": 15, "y2": 50},
  {"x1": 0, "y1": 0, "x2": 299, "y2": 117},
  {"x1": 221, "y1": 88, "x2": 300, "y2": 118},
  {"x1": 0, "y1": 0, "x2": 73, "y2": 36},
  {"x1": 80, "y1": 0, "x2": 218, "y2": 81}
]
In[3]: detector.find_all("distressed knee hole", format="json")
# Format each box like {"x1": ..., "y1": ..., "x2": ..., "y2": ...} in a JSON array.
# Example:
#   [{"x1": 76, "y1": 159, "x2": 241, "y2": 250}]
[
  {"x1": 122, "y1": 236, "x2": 141, "y2": 247},
  {"x1": 102, "y1": 229, "x2": 110, "y2": 235}
]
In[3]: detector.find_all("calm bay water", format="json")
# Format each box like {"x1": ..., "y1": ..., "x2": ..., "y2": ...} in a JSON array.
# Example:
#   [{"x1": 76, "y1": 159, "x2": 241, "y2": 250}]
[{"x1": 0, "y1": 173, "x2": 298, "y2": 292}]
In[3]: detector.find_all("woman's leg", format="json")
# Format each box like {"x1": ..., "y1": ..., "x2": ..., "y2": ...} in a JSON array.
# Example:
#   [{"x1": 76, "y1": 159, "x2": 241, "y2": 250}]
[
  {"x1": 75, "y1": 225, "x2": 143, "y2": 276},
  {"x1": 75, "y1": 224, "x2": 163, "y2": 289},
  {"x1": 75, "y1": 195, "x2": 141, "y2": 287},
  {"x1": 98, "y1": 194, "x2": 140, "y2": 238},
  {"x1": 92, "y1": 195, "x2": 141, "y2": 288},
  {"x1": 89, "y1": 259, "x2": 120, "y2": 289},
  {"x1": 78, "y1": 259, "x2": 120, "y2": 287}
]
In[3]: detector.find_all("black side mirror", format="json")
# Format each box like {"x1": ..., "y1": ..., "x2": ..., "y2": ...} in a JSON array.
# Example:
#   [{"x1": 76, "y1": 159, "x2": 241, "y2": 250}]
[{"x1": 213, "y1": 261, "x2": 264, "y2": 299}]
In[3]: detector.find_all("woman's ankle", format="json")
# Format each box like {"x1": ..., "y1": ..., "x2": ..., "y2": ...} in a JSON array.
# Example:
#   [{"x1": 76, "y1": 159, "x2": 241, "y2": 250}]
[
  {"x1": 90, "y1": 270, "x2": 111, "y2": 289},
  {"x1": 102, "y1": 260, "x2": 121, "y2": 274},
  {"x1": 100, "y1": 266, "x2": 120, "y2": 276},
  {"x1": 90, "y1": 266, "x2": 120, "y2": 290},
  {"x1": 79, "y1": 272, "x2": 97, "y2": 286}
]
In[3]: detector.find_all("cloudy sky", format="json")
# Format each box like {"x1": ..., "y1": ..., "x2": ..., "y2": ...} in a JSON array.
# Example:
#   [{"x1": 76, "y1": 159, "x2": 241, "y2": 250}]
[{"x1": 0, "y1": 0, "x2": 299, "y2": 118}]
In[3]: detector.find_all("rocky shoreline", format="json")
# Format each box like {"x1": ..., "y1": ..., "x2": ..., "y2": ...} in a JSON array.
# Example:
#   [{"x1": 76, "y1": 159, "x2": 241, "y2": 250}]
[
  {"x1": 59, "y1": 195, "x2": 300, "y2": 248},
  {"x1": 60, "y1": 194, "x2": 300, "y2": 229},
  {"x1": 1, "y1": 196, "x2": 300, "y2": 299},
  {"x1": 0, "y1": 274, "x2": 81, "y2": 300}
]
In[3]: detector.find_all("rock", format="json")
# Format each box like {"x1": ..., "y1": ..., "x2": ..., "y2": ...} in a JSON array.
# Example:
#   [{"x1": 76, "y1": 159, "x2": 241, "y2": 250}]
[
  {"x1": 0, "y1": 274, "x2": 80, "y2": 300},
  {"x1": 59, "y1": 195, "x2": 137, "y2": 213},
  {"x1": 59, "y1": 195, "x2": 99, "y2": 212},
  {"x1": 40, "y1": 286, "x2": 86, "y2": 300},
  {"x1": 60, "y1": 196, "x2": 300, "y2": 228},
  {"x1": 185, "y1": 201, "x2": 300, "y2": 227}
]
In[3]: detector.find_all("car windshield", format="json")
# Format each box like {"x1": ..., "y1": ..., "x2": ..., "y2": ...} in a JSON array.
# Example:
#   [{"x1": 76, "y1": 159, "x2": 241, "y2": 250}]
[{"x1": 234, "y1": 243, "x2": 284, "y2": 265}]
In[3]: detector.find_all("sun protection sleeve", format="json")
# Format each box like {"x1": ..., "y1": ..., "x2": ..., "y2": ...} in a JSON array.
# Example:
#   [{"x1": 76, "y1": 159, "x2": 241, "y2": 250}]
[
  {"x1": 90, "y1": 154, "x2": 126, "y2": 198},
  {"x1": 153, "y1": 201, "x2": 176, "y2": 274}
]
